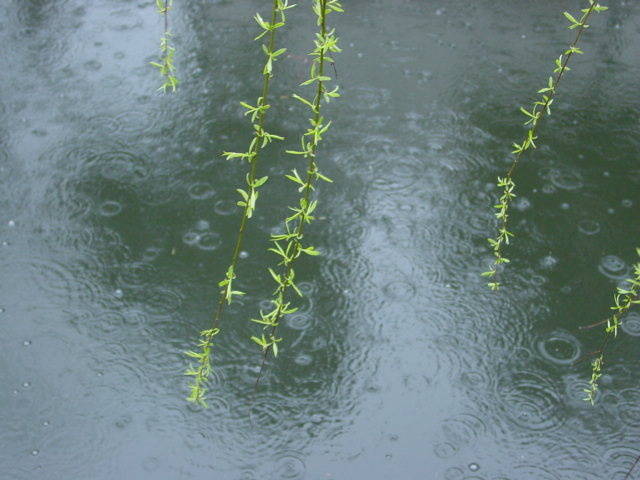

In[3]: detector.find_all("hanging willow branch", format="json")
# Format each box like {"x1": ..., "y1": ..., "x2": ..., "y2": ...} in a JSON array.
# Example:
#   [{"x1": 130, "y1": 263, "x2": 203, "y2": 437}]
[
  {"x1": 583, "y1": 249, "x2": 640, "y2": 404},
  {"x1": 150, "y1": 0, "x2": 179, "y2": 93},
  {"x1": 250, "y1": 0, "x2": 343, "y2": 390},
  {"x1": 482, "y1": 0, "x2": 608, "y2": 290},
  {"x1": 184, "y1": 0, "x2": 295, "y2": 408}
]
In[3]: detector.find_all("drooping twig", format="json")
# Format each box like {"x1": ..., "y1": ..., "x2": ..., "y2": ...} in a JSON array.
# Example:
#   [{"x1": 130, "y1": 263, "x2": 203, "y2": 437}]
[
  {"x1": 184, "y1": 0, "x2": 295, "y2": 408},
  {"x1": 249, "y1": 0, "x2": 343, "y2": 392},
  {"x1": 482, "y1": 0, "x2": 608, "y2": 290},
  {"x1": 150, "y1": 0, "x2": 179, "y2": 93},
  {"x1": 583, "y1": 249, "x2": 640, "y2": 404}
]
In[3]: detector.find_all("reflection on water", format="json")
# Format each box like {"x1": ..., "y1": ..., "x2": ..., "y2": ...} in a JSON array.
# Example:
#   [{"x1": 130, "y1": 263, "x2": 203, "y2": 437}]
[{"x1": 0, "y1": 0, "x2": 639, "y2": 479}]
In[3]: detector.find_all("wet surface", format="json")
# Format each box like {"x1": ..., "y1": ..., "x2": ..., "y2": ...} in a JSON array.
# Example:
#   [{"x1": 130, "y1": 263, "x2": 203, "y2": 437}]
[{"x1": 1, "y1": 0, "x2": 639, "y2": 478}]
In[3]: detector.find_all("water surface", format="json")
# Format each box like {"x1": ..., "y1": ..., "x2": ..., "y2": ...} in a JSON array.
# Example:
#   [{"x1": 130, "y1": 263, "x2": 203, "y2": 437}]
[{"x1": 1, "y1": 0, "x2": 639, "y2": 479}]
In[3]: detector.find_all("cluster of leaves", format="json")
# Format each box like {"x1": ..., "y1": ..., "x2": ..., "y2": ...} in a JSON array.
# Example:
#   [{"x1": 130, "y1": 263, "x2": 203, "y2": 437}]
[
  {"x1": 185, "y1": 0, "x2": 295, "y2": 407},
  {"x1": 150, "y1": 0, "x2": 179, "y2": 93},
  {"x1": 250, "y1": 0, "x2": 343, "y2": 386},
  {"x1": 482, "y1": 0, "x2": 607, "y2": 290},
  {"x1": 583, "y1": 249, "x2": 640, "y2": 404}
]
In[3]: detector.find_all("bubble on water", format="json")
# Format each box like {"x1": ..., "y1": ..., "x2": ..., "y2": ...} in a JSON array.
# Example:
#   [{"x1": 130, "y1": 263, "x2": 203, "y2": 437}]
[
  {"x1": 23, "y1": 340, "x2": 31, "y2": 346},
  {"x1": 188, "y1": 182, "x2": 215, "y2": 200},
  {"x1": 7, "y1": 220, "x2": 15, "y2": 227},
  {"x1": 598, "y1": 255, "x2": 629, "y2": 280},
  {"x1": 98, "y1": 200, "x2": 123, "y2": 217},
  {"x1": 468, "y1": 463, "x2": 480, "y2": 472},
  {"x1": 578, "y1": 220, "x2": 600, "y2": 235},
  {"x1": 621, "y1": 312, "x2": 640, "y2": 337},
  {"x1": 621, "y1": 199, "x2": 633, "y2": 208},
  {"x1": 31, "y1": 450, "x2": 39, "y2": 456},
  {"x1": 22, "y1": 382, "x2": 30, "y2": 388},
  {"x1": 607, "y1": 208, "x2": 615, "y2": 214},
  {"x1": 537, "y1": 331, "x2": 581, "y2": 365},
  {"x1": 113, "y1": 288, "x2": 124, "y2": 299},
  {"x1": 239, "y1": 250, "x2": 249, "y2": 259},
  {"x1": 560, "y1": 202, "x2": 570, "y2": 210},
  {"x1": 182, "y1": 231, "x2": 200, "y2": 246},
  {"x1": 42, "y1": 421, "x2": 49, "y2": 427}
]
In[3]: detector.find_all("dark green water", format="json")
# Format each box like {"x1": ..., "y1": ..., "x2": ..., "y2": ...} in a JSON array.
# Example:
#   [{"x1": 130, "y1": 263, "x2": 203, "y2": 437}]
[{"x1": 1, "y1": 0, "x2": 639, "y2": 478}]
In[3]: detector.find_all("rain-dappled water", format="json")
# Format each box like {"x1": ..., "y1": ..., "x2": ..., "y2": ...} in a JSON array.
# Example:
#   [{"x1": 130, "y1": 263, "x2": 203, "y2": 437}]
[{"x1": 1, "y1": 0, "x2": 639, "y2": 478}]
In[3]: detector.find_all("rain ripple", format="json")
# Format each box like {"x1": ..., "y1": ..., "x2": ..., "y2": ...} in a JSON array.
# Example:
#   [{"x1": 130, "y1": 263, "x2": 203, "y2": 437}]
[{"x1": 494, "y1": 369, "x2": 566, "y2": 435}]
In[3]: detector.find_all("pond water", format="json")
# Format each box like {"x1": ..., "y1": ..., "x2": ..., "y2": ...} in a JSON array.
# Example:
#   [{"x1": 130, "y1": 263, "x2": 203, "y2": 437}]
[{"x1": 1, "y1": 0, "x2": 639, "y2": 479}]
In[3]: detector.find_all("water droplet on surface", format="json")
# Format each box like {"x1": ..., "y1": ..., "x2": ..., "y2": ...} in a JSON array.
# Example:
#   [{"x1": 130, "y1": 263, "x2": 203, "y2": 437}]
[
  {"x1": 31, "y1": 450, "x2": 39, "y2": 456},
  {"x1": 621, "y1": 199, "x2": 633, "y2": 208},
  {"x1": 239, "y1": 250, "x2": 249, "y2": 259},
  {"x1": 113, "y1": 288, "x2": 124, "y2": 299},
  {"x1": 23, "y1": 340, "x2": 31, "y2": 346},
  {"x1": 7, "y1": 220, "x2": 15, "y2": 227},
  {"x1": 468, "y1": 462, "x2": 480, "y2": 472},
  {"x1": 22, "y1": 382, "x2": 30, "y2": 388}
]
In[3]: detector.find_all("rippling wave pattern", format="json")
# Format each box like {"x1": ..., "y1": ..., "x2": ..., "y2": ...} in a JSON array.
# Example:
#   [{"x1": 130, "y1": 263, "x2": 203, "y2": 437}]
[{"x1": 1, "y1": 0, "x2": 640, "y2": 479}]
